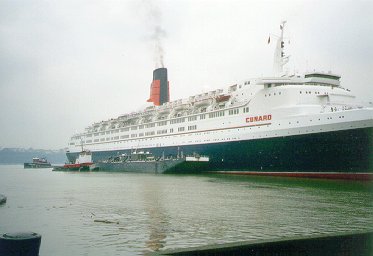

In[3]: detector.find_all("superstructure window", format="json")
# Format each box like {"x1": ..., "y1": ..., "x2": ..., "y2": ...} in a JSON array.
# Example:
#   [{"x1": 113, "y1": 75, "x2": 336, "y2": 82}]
[
  {"x1": 170, "y1": 118, "x2": 185, "y2": 124},
  {"x1": 157, "y1": 129, "x2": 167, "y2": 135},
  {"x1": 188, "y1": 116, "x2": 197, "y2": 122},
  {"x1": 157, "y1": 121, "x2": 168, "y2": 126},
  {"x1": 229, "y1": 109, "x2": 239, "y2": 115},
  {"x1": 188, "y1": 125, "x2": 197, "y2": 131},
  {"x1": 209, "y1": 111, "x2": 225, "y2": 118},
  {"x1": 243, "y1": 107, "x2": 249, "y2": 113},
  {"x1": 145, "y1": 131, "x2": 155, "y2": 136},
  {"x1": 145, "y1": 123, "x2": 155, "y2": 128}
]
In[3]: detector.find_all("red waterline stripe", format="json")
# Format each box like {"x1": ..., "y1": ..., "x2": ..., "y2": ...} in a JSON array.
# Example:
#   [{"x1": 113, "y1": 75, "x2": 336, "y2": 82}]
[{"x1": 210, "y1": 171, "x2": 373, "y2": 181}]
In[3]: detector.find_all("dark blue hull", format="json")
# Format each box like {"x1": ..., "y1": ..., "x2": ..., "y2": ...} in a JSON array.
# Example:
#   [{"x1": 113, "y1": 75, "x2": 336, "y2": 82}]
[{"x1": 67, "y1": 127, "x2": 373, "y2": 173}]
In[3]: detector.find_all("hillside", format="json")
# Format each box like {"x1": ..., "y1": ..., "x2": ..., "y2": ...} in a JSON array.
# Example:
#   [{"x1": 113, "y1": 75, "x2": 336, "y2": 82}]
[{"x1": 0, "y1": 148, "x2": 67, "y2": 164}]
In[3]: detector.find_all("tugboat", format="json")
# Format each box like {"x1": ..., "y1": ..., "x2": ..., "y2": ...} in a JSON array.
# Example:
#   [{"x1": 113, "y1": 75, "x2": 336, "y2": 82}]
[
  {"x1": 53, "y1": 151, "x2": 93, "y2": 172},
  {"x1": 24, "y1": 158, "x2": 52, "y2": 168},
  {"x1": 90, "y1": 149, "x2": 209, "y2": 173}
]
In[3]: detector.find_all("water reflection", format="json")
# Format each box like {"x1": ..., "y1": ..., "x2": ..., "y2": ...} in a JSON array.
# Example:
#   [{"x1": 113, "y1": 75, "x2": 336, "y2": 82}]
[{"x1": 140, "y1": 177, "x2": 168, "y2": 254}]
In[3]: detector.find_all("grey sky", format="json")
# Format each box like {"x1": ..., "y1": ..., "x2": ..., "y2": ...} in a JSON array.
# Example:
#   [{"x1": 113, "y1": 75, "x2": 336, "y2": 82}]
[{"x1": 0, "y1": 0, "x2": 372, "y2": 149}]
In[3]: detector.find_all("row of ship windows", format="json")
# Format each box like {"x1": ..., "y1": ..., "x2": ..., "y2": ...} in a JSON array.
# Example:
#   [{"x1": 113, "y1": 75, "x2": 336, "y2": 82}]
[
  {"x1": 75, "y1": 107, "x2": 250, "y2": 140},
  {"x1": 72, "y1": 114, "x2": 351, "y2": 146},
  {"x1": 74, "y1": 124, "x2": 279, "y2": 146},
  {"x1": 70, "y1": 125, "x2": 198, "y2": 145},
  {"x1": 264, "y1": 92, "x2": 282, "y2": 97},
  {"x1": 265, "y1": 91, "x2": 326, "y2": 98},
  {"x1": 300, "y1": 91, "x2": 323, "y2": 95}
]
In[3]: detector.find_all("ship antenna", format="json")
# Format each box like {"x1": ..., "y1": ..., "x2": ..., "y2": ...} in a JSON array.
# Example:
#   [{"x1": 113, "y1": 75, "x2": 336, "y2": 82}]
[{"x1": 273, "y1": 21, "x2": 290, "y2": 76}]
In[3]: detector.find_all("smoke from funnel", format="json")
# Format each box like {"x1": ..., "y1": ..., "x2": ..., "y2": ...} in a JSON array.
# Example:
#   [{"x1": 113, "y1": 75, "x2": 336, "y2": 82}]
[{"x1": 142, "y1": 0, "x2": 166, "y2": 69}]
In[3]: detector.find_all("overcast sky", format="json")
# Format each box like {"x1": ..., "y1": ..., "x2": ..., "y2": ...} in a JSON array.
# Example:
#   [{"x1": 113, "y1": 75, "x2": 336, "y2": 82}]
[{"x1": 1, "y1": 0, "x2": 372, "y2": 149}]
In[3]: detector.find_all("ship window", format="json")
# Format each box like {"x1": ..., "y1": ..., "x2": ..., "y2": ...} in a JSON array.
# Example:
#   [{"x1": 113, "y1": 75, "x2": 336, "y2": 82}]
[
  {"x1": 188, "y1": 125, "x2": 197, "y2": 131},
  {"x1": 279, "y1": 92, "x2": 282, "y2": 95}
]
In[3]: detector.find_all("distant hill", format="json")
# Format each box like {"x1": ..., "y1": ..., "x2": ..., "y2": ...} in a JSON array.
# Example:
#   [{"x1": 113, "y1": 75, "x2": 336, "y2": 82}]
[{"x1": 0, "y1": 148, "x2": 67, "y2": 164}]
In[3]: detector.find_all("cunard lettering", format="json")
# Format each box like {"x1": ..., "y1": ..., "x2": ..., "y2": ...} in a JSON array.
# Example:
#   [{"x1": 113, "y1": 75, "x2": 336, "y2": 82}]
[{"x1": 246, "y1": 114, "x2": 272, "y2": 123}]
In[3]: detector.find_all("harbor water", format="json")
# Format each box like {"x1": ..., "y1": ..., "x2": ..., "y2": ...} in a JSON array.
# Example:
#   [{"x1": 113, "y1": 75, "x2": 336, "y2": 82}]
[{"x1": 0, "y1": 165, "x2": 372, "y2": 255}]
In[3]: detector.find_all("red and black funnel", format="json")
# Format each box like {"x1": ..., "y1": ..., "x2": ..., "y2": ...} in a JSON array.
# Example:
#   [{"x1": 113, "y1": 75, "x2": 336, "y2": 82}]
[{"x1": 147, "y1": 68, "x2": 170, "y2": 106}]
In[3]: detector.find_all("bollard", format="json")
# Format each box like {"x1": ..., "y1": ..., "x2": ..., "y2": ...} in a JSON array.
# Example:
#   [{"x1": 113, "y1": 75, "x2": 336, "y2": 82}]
[
  {"x1": 0, "y1": 194, "x2": 6, "y2": 205},
  {"x1": 0, "y1": 232, "x2": 41, "y2": 256}
]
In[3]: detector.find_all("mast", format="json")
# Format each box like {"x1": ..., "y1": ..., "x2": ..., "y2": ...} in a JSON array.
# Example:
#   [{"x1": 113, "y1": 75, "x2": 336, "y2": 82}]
[{"x1": 273, "y1": 21, "x2": 289, "y2": 76}]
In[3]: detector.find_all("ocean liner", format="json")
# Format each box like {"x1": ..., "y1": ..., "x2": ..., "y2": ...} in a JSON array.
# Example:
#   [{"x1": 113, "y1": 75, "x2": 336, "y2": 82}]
[{"x1": 66, "y1": 22, "x2": 373, "y2": 177}]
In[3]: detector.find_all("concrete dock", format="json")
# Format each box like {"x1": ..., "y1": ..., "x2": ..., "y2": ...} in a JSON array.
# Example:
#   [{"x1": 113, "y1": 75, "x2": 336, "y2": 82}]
[{"x1": 152, "y1": 231, "x2": 373, "y2": 256}]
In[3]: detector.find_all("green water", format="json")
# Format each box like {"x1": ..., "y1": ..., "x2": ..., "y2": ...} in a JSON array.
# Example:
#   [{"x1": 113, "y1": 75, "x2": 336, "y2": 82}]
[{"x1": 0, "y1": 165, "x2": 372, "y2": 255}]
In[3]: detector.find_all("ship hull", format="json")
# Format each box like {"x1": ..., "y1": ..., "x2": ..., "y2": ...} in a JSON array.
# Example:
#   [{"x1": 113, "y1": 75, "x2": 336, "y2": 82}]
[
  {"x1": 67, "y1": 127, "x2": 373, "y2": 174},
  {"x1": 24, "y1": 163, "x2": 52, "y2": 168}
]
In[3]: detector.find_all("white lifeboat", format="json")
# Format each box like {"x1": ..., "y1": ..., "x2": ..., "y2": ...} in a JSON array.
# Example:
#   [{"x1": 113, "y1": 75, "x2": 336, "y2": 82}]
[{"x1": 194, "y1": 98, "x2": 212, "y2": 107}]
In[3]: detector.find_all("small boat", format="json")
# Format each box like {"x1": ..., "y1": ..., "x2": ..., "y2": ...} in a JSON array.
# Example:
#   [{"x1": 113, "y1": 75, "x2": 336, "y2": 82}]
[
  {"x1": 24, "y1": 157, "x2": 52, "y2": 168},
  {"x1": 53, "y1": 151, "x2": 93, "y2": 172},
  {"x1": 90, "y1": 150, "x2": 209, "y2": 173}
]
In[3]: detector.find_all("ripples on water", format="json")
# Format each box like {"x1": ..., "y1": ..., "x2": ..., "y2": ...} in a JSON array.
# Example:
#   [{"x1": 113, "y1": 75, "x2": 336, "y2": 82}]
[{"x1": 0, "y1": 165, "x2": 372, "y2": 255}]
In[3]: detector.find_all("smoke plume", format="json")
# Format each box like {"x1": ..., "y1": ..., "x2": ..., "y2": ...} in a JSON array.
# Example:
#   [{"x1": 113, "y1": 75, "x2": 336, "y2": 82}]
[{"x1": 142, "y1": 0, "x2": 166, "y2": 68}]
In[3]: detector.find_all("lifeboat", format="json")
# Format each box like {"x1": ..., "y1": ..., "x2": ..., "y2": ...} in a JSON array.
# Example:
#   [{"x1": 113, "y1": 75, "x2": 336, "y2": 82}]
[
  {"x1": 215, "y1": 94, "x2": 231, "y2": 103},
  {"x1": 174, "y1": 103, "x2": 189, "y2": 111},
  {"x1": 158, "y1": 105, "x2": 171, "y2": 114},
  {"x1": 194, "y1": 98, "x2": 212, "y2": 107}
]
